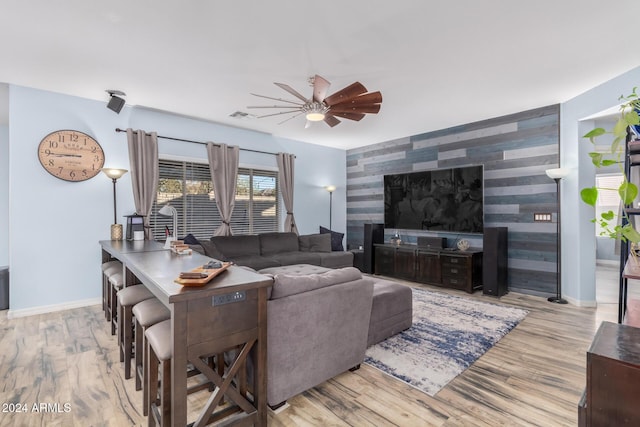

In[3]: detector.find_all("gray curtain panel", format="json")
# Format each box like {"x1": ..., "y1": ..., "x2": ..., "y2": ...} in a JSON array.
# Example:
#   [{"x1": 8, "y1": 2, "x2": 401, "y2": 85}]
[
  {"x1": 207, "y1": 142, "x2": 239, "y2": 236},
  {"x1": 126, "y1": 128, "x2": 158, "y2": 239},
  {"x1": 277, "y1": 152, "x2": 299, "y2": 235}
]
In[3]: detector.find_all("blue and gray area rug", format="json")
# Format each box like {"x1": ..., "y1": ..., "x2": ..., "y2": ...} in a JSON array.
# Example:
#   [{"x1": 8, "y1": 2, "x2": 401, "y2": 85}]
[{"x1": 365, "y1": 288, "x2": 528, "y2": 396}]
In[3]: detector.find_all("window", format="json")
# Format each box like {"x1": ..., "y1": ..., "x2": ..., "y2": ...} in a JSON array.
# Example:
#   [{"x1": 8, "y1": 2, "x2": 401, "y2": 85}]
[{"x1": 150, "y1": 159, "x2": 279, "y2": 240}]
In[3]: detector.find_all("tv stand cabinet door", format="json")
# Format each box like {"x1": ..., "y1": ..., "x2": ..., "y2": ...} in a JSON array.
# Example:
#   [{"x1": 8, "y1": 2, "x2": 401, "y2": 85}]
[
  {"x1": 374, "y1": 245, "x2": 396, "y2": 276},
  {"x1": 394, "y1": 248, "x2": 416, "y2": 281},
  {"x1": 416, "y1": 251, "x2": 441, "y2": 285}
]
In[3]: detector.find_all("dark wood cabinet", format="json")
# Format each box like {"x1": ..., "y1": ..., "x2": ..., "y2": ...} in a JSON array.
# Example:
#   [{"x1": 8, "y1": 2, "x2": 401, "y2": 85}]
[
  {"x1": 441, "y1": 252, "x2": 483, "y2": 292},
  {"x1": 417, "y1": 251, "x2": 441, "y2": 284},
  {"x1": 375, "y1": 244, "x2": 482, "y2": 293},
  {"x1": 394, "y1": 248, "x2": 416, "y2": 281},
  {"x1": 374, "y1": 245, "x2": 396, "y2": 277},
  {"x1": 580, "y1": 321, "x2": 640, "y2": 426}
]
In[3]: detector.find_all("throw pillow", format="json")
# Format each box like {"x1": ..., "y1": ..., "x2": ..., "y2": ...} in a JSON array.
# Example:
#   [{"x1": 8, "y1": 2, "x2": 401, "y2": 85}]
[
  {"x1": 298, "y1": 234, "x2": 313, "y2": 252},
  {"x1": 319, "y1": 226, "x2": 344, "y2": 251},
  {"x1": 182, "y1": 233, "x2": 201, "y2": 245},
  {"x1": 299, "y1": 233, "x2": 332, "y2": 253}
]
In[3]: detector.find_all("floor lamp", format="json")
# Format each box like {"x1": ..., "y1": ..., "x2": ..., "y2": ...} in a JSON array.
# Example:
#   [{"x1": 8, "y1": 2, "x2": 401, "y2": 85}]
[
  {"x1": 326, "y1": 185, "x2": 336, "y2": 230},
  {"x1": 101, "y1": 168, "x2": 128, "y2": 240},
  {"x1": 546, "y1": 167, "x2": 570, "y2": 304}
]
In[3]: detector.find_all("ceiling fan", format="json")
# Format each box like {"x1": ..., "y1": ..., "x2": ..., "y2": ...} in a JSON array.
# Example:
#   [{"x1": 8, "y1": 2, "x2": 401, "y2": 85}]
[{"x1": 247, "y1": 75, "x2": 382, "y2": 128}]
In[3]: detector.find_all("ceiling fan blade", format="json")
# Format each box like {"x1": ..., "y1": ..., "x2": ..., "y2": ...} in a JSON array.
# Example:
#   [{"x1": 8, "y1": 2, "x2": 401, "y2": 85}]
[
  {"x1": 323, "y1": 115, "x2": 341, "y2": 127},
  {"x1": 329, "y1": 111, "x2": 366, "y2": 121},
  {"x1": 278, "y1": 111, "x2": 305, "y2": 125},
  {"x1": 329, "y1": 104, "x2": 381, "y2": 114},
  {"x1": 274, "y1": 82, "x2": 309, "y2": 102},
  {"x1": 312, "y1": 75, "x2": 331, "y2": 103},
  {"x1": 324, "y1": 82, "x2": 368, "y2": 106},
  {"x1": 331, "y1": 91, "x2": 382, "y2": 106},
  {"x1": 247, "y1": 105, "x2": 302, "y2": 109},
  {"x1": 250, "y1": 93, "x2": 304, "y2": 106},
  {"x1": 255, "y1": 109, "x2": 303, "y2": 119}
]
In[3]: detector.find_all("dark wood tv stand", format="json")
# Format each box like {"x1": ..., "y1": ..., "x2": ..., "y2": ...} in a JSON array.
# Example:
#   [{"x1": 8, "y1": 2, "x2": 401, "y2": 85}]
[{"x1": 374, "y1": 243, "x2": 482, "y2": 293}]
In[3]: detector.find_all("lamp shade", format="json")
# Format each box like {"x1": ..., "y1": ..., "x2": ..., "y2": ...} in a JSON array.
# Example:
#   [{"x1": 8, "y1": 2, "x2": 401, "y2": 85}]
[
  {"x1": 158, "y1": 204, "x2": 179, "y2": 245},
  {"x1": 325, "y1": 185, "x2": 336, "y2": 193},
  {"x1": 101, "y1": 168, "x2": 128, "y2": 180},
  {"x1": 158, "y1": 205, "x2": 177, "y2": 217},
  {"x1": 545, "y1": 168, "x2": 570, "y2": 180}
]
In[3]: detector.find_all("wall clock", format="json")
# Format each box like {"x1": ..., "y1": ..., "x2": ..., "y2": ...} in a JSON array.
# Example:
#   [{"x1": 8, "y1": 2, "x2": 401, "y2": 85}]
[{"x1": 37, "y1": 130, "x2": 105, "y2": 182}]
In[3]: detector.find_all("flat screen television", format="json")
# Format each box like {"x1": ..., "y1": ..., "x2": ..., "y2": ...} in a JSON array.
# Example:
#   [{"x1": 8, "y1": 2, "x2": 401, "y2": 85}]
[{"x1": 384, "y1": 165, "x2": 483, "y2": 233}]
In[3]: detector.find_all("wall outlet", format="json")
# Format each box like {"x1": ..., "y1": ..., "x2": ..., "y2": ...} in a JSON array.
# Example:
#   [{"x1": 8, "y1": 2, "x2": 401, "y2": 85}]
[{"x1": 534, "y1": 213, "x2": 552, "y2": 222}]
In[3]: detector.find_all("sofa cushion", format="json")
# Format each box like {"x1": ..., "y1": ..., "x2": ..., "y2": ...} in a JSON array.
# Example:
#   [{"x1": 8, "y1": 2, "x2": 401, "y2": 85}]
[
  {"x1": 269, "y1": 266, "x2": 363, "y2": 300},
  {"x1": 259, "y1": 232, "x2": 299, "y2": 255},
  {"x1": 298, "y1": 233, "x2": 332, "y2": 253},
  {"x1": 211, "y1": 234, "x2": 260, "y2": 258},
  {"x1": 270, "y1": 251, "x2": 321, "y2": 267},
  {"x1": 231, "y1": 255, "x2": 281, "y2": 271},
  {"x1": 319, "y1": 226, "x2": 344, "y2": 251}
]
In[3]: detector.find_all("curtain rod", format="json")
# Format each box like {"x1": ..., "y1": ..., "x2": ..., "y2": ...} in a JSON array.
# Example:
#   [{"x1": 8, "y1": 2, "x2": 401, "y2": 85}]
[{"x1": 115, "y1": 128, "x2": 286, "y2": 157}]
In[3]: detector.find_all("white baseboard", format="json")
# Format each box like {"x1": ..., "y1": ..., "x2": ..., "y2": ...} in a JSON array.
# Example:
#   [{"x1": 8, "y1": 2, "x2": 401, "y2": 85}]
[
  {"x1": 7, "y1": 297, "x2": 101, "y2": 319},
  {"x1": 596, "y1": 259, "x2": 619, "y2": 267},
  {"x1": 563, "y1": 295, "x2": 597, "y2": 308}
]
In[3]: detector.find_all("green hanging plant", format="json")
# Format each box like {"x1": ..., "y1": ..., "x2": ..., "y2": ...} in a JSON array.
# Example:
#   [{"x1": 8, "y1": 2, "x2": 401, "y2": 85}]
[{"x1": 581, "y1": 87, "x2": 640, "y2": 243}]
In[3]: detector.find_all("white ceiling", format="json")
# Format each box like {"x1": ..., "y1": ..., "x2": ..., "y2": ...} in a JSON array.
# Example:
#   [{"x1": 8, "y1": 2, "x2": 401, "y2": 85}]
[{"x1": 1, "y1": 1, "x2": 639, "y2": 149}]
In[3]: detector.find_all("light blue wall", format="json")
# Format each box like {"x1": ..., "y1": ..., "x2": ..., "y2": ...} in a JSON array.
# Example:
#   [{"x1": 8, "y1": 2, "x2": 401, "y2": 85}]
[
  {"x1": 8, "y1": 85, "x2": 345, "y2": 312},
  {"x1": 561, "y1": 65, "x2": 640, "y2": 305},
  {"x1": 0, "y1": 124, "x2": 8, "y2": 268}
]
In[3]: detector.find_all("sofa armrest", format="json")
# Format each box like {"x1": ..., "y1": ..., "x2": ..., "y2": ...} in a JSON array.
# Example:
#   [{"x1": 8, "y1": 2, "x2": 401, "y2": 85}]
[{"x1": 188, "y1": 243, "x2": 206, "y2": 255}]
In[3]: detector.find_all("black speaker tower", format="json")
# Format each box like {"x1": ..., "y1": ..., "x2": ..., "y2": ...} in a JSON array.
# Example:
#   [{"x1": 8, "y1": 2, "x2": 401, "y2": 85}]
[
  {"x1": 363, "y1": 223, "x2": 384, "y2": 274},
  {"x1": 483, "y1": 227, "x2": 508, "y2": 297}
]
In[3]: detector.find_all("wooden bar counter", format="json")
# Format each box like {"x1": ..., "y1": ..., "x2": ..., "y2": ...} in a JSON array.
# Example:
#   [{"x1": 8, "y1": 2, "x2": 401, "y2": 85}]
[{"x1": 99, "y1": 241, "x2": 273, "y2": 426}]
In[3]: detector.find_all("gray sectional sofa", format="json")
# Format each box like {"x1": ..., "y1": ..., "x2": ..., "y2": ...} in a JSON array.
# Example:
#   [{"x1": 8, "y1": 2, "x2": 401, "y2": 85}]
[
  {"x1": 190, "y1": 232, "x2": 353, "y2": 270},
  {"x1": 258, "y1": 264, "x2": 413, "y2": 407}
]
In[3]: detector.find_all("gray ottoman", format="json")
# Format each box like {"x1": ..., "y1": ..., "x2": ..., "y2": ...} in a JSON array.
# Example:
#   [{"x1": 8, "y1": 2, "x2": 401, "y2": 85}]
[
  {"x1": 367, "y1": 279, "x2": 413, "y2": 347},
  {"x1": 259, "y1": 264, "x2": 331, "y2": 276}
]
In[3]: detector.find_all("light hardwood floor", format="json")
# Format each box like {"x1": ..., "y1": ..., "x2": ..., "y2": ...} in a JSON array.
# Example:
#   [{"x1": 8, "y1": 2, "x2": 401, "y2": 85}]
[{"x1": 0, "y1": 271, "x2": 624, "y2": 427}]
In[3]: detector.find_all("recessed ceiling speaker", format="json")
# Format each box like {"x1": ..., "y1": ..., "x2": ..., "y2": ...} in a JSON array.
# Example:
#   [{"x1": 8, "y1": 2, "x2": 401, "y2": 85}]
[{"x1": 106, "y1": 90, "x2": 126, "y2": 114}]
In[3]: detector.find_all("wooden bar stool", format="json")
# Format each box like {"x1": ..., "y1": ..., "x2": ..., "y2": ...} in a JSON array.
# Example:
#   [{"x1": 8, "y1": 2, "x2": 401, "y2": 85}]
[
  {"x1": 109, "y1": 272, "x2": 125, "y2": 335},
  {"x1": 101, "y1": 260, "x2": 122, "y2": 320},
  {"x1": 146, "y1": 319, "x2": 172, "y2": 427},
  {"x1": 117, "y1": 284, "x2": 154, "y2": 379},
  {"x1": 132, "y1": 298, "x2": 170, "y2": 416},
  {"x1": 146, "y1": 320, "x2": 220, "y2": 426}
]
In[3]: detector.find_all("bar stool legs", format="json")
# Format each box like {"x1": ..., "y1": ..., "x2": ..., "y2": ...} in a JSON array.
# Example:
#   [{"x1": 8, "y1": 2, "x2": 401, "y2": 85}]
[
  {"x1": 109, "y1": 273, "x2": 124, "y2": 336},
  {"x1": 146, "y1": 320, "x2": 172, "y2": 427},
  {"x1": 132, "y1": 298, "x2": 170, "y2": 416},
  {"x1": 117, "y1": 284, "x2": 154, "y2": 379}
]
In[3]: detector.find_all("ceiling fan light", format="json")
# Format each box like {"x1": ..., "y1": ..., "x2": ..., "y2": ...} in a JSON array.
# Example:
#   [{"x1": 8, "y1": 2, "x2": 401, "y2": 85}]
[
  {"x1": 306, "y1": 112, "x2": 325, "y2": 121},
  {"x1": 303, "y1": 101, "x2": 328, "y2": 122}
]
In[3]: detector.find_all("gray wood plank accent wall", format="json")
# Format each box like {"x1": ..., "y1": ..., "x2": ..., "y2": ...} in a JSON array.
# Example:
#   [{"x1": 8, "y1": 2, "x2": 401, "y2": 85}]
[{"x1": 346, "y1": 104, "x2": 560, "y2": 296}]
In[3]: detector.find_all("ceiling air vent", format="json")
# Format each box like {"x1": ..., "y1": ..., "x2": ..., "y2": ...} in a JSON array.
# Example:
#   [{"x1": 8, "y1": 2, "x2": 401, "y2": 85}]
[{"x1": 229, "y1": 111, "x2": 255, "y2": 119}]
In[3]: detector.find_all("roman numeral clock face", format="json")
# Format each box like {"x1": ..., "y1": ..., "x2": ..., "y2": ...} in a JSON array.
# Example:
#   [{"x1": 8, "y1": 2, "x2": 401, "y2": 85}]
[{"x1": 37, "y1": 130, "x2": 105, "y2": 182}]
